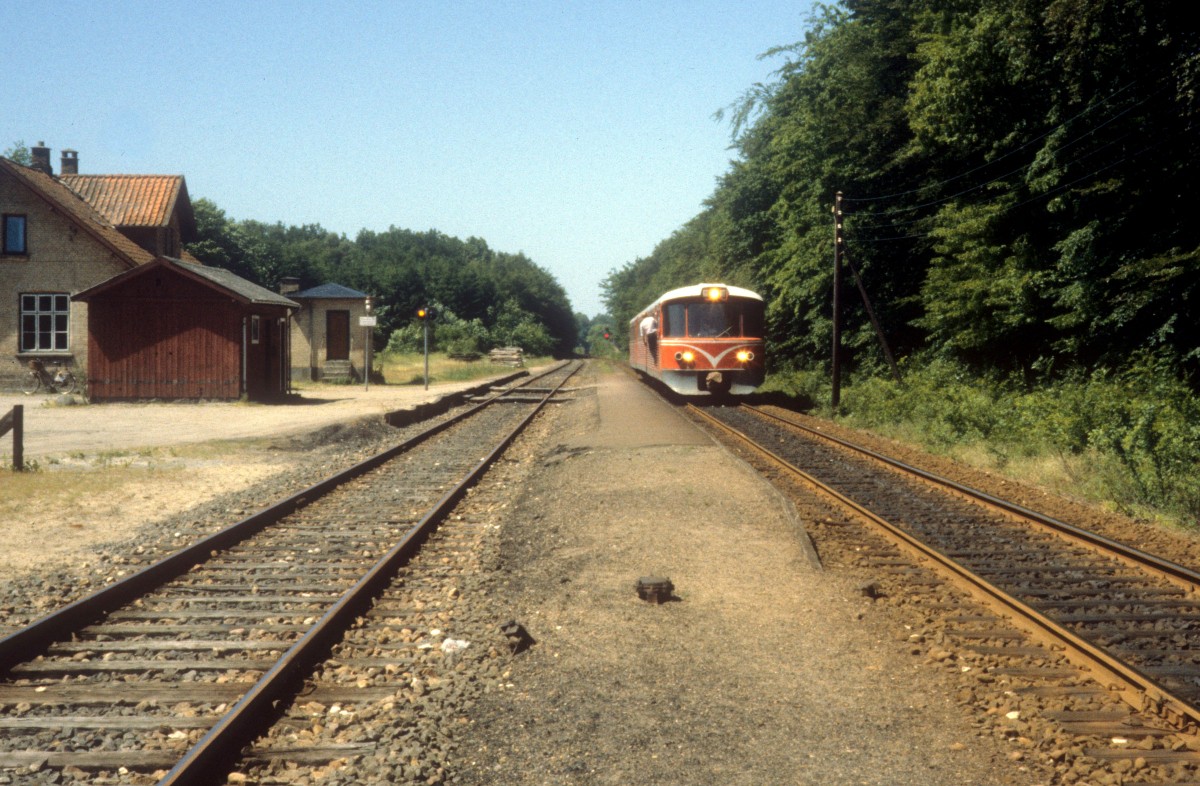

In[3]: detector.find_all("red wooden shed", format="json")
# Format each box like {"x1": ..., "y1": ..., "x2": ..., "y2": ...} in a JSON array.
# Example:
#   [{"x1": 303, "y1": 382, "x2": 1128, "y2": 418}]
[{"x1": 73, "y1": 257, "x2": 298, "y2": 401}]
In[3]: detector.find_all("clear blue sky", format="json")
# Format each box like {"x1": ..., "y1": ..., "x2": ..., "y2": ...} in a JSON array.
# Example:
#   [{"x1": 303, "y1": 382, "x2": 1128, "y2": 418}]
[{"x1": 2, "y1": 1, "x2": 816, "y2": 317}]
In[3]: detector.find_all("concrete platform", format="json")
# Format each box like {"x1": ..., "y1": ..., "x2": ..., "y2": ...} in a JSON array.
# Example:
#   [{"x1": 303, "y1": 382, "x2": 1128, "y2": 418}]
[{"x1": 574, "y1": 369, "x2": 712, "y2": 448}]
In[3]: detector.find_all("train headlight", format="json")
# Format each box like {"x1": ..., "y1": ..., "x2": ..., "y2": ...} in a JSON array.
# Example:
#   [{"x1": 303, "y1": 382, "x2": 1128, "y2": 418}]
[
  {"x1": 674, "y1": 351, "x2": 695, "y2": 365},
  {"x1": 736, "y1": 350, "x2": 755, "y2": 363},
  {"x1": 703, "y1": 286, "x2": 728, "y2": 302}
]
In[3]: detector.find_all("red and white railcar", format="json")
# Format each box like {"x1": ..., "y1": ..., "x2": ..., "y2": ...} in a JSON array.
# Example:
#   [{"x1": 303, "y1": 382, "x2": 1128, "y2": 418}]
[{"x1": 628, "y1": 283, "x2": 765, "y2": 396}]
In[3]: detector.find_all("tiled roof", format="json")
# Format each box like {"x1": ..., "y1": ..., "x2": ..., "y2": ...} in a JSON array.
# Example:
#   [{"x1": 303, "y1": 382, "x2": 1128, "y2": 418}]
[
  {"x1": 60, "y1": 174, "x2": 194, "y2": 234},
  {"x1": 0, "y1": 158, "x2": 155, "y2": 268},
  {"x1": 291, "y1": 282, "x2": 369, "y2": 299}
]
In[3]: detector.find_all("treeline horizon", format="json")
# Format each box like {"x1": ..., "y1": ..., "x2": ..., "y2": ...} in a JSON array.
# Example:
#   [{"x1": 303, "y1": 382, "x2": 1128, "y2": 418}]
[
  {"x1": 602, "y1": 0, "x2": 1197, "y2": 387},
  {"x1": 185, "y1": 198, "x2": 580, "y2": 357}
]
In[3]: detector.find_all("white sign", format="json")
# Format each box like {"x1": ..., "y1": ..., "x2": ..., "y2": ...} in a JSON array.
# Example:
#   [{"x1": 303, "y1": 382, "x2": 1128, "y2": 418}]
[{"x1": 359, "y1": 316, "x2": 377, "y2": 327}]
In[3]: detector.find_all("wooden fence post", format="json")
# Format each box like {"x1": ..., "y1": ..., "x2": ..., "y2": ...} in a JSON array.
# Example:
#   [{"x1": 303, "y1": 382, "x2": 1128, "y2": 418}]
[{"x1": 1, "y1": 405, "x2": 23, "y2": 472}]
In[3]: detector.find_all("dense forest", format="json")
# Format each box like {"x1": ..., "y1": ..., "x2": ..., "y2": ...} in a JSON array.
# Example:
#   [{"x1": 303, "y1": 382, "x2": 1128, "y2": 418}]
[
  {"x1": 185, "y1": 200, "x2": 579, "y2": 357},
  {"x1": 603, "y1": 0, "x2": 1200, "y2": 521}
]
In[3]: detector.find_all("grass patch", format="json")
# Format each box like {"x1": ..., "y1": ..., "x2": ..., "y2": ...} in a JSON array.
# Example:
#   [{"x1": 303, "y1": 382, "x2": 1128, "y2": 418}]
[
  {"x1": 373, "y1": 351, "x2": 553, "y2": 386},
  {"x1": 0, "y1": 460, "x2": 182, "y2": 513}
]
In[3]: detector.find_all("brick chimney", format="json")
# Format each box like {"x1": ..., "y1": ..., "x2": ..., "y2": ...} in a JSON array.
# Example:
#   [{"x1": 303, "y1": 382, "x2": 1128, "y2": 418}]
[
  {"x1": 60, "y1": 149, "x2": 78, "y2": 175},
  {"x1": 30, "y1": 142, "x2": 52, "y2": 175},
  {"x1": 279, "y1": 277, "x2": 300, "y2": 295}
]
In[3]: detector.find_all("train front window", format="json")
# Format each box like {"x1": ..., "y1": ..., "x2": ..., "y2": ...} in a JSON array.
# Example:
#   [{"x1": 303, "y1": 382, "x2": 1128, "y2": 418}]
[
  {"x1": 662, "y1": 298, "x2": 764, "y2": 338},
  {"x1": 688, "y1": 302, "x2": 733, "y2": 337}
]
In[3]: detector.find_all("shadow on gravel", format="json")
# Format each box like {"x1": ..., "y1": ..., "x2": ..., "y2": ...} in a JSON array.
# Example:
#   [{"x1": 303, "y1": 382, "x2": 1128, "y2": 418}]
[
  {"x1": 739, "y1": 390, "x2": 814, "y2": 411},
  {"x1": 265, "y1": 392, "x2": 353, "y2": 406},
  {"x1": 272, "y1": 419, "x2": 384, "y2": 450},
  {"x1": 680, "y1": 389, "x2": 815, "y2": 412}
]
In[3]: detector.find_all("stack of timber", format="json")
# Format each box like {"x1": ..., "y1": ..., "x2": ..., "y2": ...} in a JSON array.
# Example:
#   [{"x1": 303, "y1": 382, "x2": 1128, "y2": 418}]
[{"x1": 489, "y1": 347, "x2": 524, "y2": 367}]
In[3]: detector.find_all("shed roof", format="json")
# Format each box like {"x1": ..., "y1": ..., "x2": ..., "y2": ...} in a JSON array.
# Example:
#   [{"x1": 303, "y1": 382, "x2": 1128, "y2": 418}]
[
  {"x1": 172, "y1": 259, "x2": 300, "y2": 307},
  {"x1": 60, "y1": 173, "x2": 196, "y2": 238},
  {"x1": 291, "y1": 282, "x2": 369, "y2": 299},
  {"x1": 74, "y1": 257, "x2": 300, "y2": 309},
  {"x1": 0, "y1": 158, "x2": 155, "y2": 269}
]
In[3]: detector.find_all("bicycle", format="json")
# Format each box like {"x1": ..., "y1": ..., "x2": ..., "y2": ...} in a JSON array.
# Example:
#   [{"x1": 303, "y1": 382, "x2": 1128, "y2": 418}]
[{"x1": 22, "y1": 358, "x2": 78, "y2": 395}]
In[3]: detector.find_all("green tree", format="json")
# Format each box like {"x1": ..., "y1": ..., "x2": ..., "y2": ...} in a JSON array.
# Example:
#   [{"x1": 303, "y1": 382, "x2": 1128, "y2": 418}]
[
  {"x1": 2, "y1": 141, "x2": 31, "y2": 165},
  {"x1": 186, "y1": 203, "x2": 578, "y2": 356}
]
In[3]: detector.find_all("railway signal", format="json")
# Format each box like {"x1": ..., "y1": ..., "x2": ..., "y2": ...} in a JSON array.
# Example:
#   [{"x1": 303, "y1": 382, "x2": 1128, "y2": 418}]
[{"x1": 417, "y1": 305, "x2": 435, "y2": 389}]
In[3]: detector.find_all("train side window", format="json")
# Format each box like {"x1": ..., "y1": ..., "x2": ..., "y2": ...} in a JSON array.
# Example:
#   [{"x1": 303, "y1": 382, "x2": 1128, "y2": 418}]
[
  {"x1": 662, "y1": 303, "x2": 685, "y2": 337},
  {"x1": 743, "y1": 302, "x2": 764, "y2": 337}
]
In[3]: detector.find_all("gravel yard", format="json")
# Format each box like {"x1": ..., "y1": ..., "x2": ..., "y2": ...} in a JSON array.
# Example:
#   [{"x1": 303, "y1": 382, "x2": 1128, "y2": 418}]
[
  {"x1": 0, "y1": 379, "x2": 498, "y2": 460},
  {"x1": 0, "y1": 379, "x2": 502, "y2": 579}
]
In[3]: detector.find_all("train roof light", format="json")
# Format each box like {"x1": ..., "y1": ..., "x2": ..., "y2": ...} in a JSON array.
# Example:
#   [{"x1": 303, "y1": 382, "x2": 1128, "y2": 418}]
[{"x1": 703, "y1": 286, "x2": 728, "y2": 302}]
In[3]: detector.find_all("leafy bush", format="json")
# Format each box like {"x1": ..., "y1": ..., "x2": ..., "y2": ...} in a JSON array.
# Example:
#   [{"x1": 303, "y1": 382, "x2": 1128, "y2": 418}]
[
  {"x1": 502, "y1": 320, "x2": 555, "y2": 356},
  {"x1": 1076, "y1": 362, "x2": 1200, "y2": 518},
  {"x1": 386, "y1": 323, "x2": 425, "y2": 354},
  {"x1": 759, "y1": 367, "x2": 829, "y2": 408},
  {"x1": 826, "y1": 355, "x2": 1200, "y2": 525},
  {"x1": 436, "y1": 318, "x2": 489, "y2": 358},
  {"x1": 843, "y1": 358, "x2": 1007, "y2": 448}
]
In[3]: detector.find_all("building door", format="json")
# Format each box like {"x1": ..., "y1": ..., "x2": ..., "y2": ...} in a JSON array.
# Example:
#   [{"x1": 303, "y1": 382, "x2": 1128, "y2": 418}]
[{"x1": 326, "y1": 310, "x2": 350, "y2": 360}]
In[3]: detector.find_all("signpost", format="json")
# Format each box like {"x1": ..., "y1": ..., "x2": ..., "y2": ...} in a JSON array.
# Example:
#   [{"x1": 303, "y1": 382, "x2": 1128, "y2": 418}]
[{"x1": 359, "y1": 306, "x2": 376, "y2": 392}]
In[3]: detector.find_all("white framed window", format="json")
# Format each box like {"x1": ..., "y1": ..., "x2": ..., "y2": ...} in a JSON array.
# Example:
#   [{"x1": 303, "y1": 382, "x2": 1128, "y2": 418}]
[
  {"x1": 3, "y1": 214, "x2": 27, "y2": 255},
  {"x1": 20, "y1": 293, "x2": 70, "y2": 352},
  {"x1": 250, "y1": 314, "x2": 261, "y2": 344}
]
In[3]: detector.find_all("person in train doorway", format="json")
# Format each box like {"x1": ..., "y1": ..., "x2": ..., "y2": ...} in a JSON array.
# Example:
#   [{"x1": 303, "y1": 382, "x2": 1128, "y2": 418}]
[{"x1": 639, "y1": 314, "x2": 658, "y2": 364}]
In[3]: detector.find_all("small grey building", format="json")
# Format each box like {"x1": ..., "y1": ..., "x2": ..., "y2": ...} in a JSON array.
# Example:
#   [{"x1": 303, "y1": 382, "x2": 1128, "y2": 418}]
[{"x1": 281, "y1": 280, "x2": 371, "y2": 382}]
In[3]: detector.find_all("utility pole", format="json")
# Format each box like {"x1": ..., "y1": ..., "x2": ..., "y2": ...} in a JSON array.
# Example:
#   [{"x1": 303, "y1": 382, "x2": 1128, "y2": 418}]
[{"x1": 831, "y1": 191, "x2": 844, "y2": 410}]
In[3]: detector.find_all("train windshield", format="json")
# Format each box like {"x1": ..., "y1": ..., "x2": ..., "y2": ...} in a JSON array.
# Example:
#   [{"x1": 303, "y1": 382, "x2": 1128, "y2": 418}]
[{"x1": 661, "y1": 299, "x2": 764, "y2": 338}]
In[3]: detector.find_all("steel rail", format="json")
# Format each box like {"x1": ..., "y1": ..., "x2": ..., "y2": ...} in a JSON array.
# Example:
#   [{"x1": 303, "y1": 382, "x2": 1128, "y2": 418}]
[
  {"x1": 0, "y1": 362, "x2": 570, "y2": 675},
  {"x1": 687, "y1": 403, "x2": 1200, "y2": 733},
  {"x1": 744, "y1": 405, "x2": 1200, "y2": 594},
  {"x1": 157, "y1": 360, "x2": 580, "y2": 785}
]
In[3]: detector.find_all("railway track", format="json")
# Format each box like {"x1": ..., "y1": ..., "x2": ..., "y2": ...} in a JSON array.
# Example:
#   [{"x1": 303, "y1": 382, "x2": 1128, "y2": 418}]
[
  {"x1": 0, "y1": 361, "x2": 580, "y2": 785},
  {"x1": 688, "y1": 402, "x2": 1200, "y2": 779}
]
